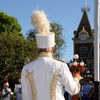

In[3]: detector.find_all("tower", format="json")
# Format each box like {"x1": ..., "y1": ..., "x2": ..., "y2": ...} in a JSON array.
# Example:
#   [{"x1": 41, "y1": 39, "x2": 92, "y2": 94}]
[{"x1": 72, "y1": 7, "x2": 94, "y2": 76}]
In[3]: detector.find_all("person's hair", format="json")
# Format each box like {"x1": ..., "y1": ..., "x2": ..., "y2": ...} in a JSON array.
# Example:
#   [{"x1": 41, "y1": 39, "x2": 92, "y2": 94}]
[{"x1": 38, "y1": 48, "x2": 52, "y2": 54}]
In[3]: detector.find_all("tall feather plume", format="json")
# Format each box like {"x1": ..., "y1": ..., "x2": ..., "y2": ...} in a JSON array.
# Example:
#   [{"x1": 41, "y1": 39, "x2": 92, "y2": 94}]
[{"x1": 31, "y1": 10, "x2": 51, "y2": 34}]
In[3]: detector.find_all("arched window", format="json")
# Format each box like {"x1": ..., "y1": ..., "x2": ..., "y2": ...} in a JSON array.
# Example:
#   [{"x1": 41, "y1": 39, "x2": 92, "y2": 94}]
[{"x1": 80, "y1": 47, "x2": 88, "y2": 57}]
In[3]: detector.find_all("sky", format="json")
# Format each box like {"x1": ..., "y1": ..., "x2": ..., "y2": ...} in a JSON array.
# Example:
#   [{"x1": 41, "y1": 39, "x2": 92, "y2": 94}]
[{"x1": 0, "y1": 0, "x2": 94, "y2": 62}]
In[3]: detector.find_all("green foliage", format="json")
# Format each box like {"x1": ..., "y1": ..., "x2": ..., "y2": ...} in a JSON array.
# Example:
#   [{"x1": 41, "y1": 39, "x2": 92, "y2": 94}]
[
  {"x1": 51, "y1": 22, "x2": 66, "y2": 58},
  {"x1": 26, "y1": 29, "x2": 36, "y2": 40},
  {"x1": 0, "y1": 11, "x2": 23, "y2": 36},
  {"x1": 0, "y1": 33, "x2": 37, "y2": 88},
  {"x1": 0, "y1": 11, "x2": 38, "y2": 89}
]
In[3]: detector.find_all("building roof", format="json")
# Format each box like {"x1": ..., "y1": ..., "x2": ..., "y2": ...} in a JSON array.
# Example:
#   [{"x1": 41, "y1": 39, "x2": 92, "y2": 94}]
[{"x1": 74, "y1": 10, "x2": 94, "y2": 38}]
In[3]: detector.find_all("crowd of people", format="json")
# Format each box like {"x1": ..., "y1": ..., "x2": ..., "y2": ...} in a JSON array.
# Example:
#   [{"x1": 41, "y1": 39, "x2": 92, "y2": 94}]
[
  {"x1": 0, "y1": 78, "x2": 94, "y2": 100},
  {"x1": 64, "y1": 80, "x2": 94, "y2": 100},
  {"x1": 0, "y1": 78, "x2": 22, "y2": 100}
]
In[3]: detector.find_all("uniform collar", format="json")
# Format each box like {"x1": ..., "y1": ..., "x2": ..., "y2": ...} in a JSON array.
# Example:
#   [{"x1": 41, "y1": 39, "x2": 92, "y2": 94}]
[{"x1": 39, "y1": 52, "x2": 52, "y2": 58}]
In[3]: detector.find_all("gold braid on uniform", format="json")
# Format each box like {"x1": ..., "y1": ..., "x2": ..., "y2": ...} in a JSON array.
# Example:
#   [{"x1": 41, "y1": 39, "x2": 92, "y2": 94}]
[
  {"x1": 53, "y1": 57, "x2": 66, "y2": 63},
  {"x1": 50, "y1": 69, "x2": 62, "y2": 100},
  {"x1": 39, "y1": 52, "x2": 52, "y2": 57},
  {"x1": 25, "y1": 69, "x2": 37, "y2": 100}
]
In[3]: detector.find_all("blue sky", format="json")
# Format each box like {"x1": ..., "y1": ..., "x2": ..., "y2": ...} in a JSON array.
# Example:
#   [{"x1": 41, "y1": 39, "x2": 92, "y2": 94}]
[{"x1": 0, "y1": 0, "x2": 94, "y2": 62}]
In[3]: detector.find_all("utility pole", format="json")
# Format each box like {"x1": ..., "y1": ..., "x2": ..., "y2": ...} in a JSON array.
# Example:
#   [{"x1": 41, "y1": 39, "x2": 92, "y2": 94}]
[{"x1": 94, "y1": 0, "x2": 100, "y2": 100}]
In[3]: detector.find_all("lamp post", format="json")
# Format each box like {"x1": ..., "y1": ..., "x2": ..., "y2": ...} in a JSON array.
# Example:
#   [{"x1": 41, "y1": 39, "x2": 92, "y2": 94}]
[
  {"x1": 69, "y1": 54, "x2": 85, "y2": 100},
  {"x1": 69, "y1": 54, "x2": 85, "y2": 75},
  {"x1": 94, "y1": 0, "x2": 100, "y2": 99}
]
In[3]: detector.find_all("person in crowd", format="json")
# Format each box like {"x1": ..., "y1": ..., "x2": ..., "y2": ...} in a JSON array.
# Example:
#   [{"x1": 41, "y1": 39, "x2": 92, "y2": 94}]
[
  {"x1": 68, "y1": 93, "x2": 72, "y2": 100},
  {"x1": 82, "y1": 80, "x2": 92, "y2": 100},
  {"x1": 79, "y1": 85, "x2": 83, "y2": 100},
  {"x1": 14, "y1": 77, "x2": 22, "y2": 100},
  {"x1": 2, "y1": 81, "x2": 11, "y2": 100},
  {"x1": 88, "y1": 87, "x2": 94, "y2": 100},
  {"x1": 21, "y1": 10, "x2": 83, "y2": 100},
  {"x1": 0, "y1": 88, "x2": 3, "y2": 100},
  {"x1": 64, "y1": 89, "x2": 68, "y2": 100}
]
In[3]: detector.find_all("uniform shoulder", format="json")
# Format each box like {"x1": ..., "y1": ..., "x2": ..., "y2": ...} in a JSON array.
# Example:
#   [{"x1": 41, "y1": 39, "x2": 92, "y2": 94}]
[
  {"x1": 22, "y1": 58, "x2": 38, "y2": 70},
  {"x1": 25, "y1": 57, "x2": 38, "y2": 65},
  {"x1": 53, "y1": 57, "x2": 67, "y2": 64}
]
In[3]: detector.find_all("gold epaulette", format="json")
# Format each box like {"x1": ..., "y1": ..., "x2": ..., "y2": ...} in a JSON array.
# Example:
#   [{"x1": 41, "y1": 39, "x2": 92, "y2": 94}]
[{"x1": 53, "y1": 57, "x2": 66, "y2": 63}]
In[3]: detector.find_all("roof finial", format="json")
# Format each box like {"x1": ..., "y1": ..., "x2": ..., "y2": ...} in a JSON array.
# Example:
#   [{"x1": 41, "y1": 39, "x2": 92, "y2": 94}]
[
  {"x1": 85, "y1": 0, "x2": 87, "y2": 9},
  {"x1": 81, "y1": 0, "x2": 90, "y2": 12},
  {"x1": 83, "y1": 27, "x2": 85, "y2": 31}
]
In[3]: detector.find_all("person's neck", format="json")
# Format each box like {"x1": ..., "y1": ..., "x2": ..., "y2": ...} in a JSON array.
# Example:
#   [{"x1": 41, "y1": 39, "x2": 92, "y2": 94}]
[{"x1": 39, "y1": 52, "x2": 52, "y2": 58}]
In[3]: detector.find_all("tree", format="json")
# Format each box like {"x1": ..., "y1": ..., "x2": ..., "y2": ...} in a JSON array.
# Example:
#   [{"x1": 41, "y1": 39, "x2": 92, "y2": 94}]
[
  {"x1": 51, "y1": 22, "x2": 66, "y2": 58},
  {"x1": 0, "y1": 33, "x2": 37, "y2": 89},
  {"x1": 0, "y1": 11, "x2": 38, "y2": 89},
  {"x1": 0, "y1": 11, "x2": 23, "y2": 36},
  {"x1": 26, "y1": 22, "x2": 66, "y2": 58}
]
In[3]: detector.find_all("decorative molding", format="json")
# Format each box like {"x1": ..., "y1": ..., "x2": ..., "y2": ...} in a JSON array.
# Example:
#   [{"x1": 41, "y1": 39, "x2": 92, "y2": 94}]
[
  {"x1": 73, "y1": 38, "x2": 94, "y2": 44},
  {"x1": 79, "y1": 27, "x2": 88, "y2": 35}
]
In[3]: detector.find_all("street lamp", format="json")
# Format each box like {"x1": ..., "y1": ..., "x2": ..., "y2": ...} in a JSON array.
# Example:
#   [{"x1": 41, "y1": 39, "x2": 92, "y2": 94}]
[
  {"x1": 69, "y1": 54, "x2": 85, "y2": 74},
  {"x1": 73, "y1": 54, "x2": 79, "y2": 60},
  {"x1": 94, "y1": 0, "x2": 100, "y2": 99},
  {"x1": 69, "y1": 54, "x2": 85, "y2": 99}
]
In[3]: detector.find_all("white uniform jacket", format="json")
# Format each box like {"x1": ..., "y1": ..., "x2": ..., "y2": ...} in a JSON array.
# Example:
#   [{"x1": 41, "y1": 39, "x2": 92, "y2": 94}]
[
  {"x1": 21, "y1": 57, "x2": 80, "y2": 100},
  {"x1": 2, "y1": 88, "x2": 11, "y2": 100},
  {"x1": 14, "y1": 84, "x2": 22, "y2": 100}
]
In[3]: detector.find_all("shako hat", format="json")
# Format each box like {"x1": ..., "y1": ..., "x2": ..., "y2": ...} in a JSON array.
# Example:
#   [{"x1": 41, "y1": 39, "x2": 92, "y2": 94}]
[
  {"x1": 31, "y1": 10, "x2": 55, "y2": 48},
  {"x1": 4, "y1": 80, "x2": 9, "y2": 87}
]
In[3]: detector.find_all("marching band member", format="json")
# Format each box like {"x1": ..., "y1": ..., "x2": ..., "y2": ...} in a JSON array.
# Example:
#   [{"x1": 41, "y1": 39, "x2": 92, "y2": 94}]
[
  {"x1": 21, "y1": 10, "x2": 83, "y2": 100},
  {"x1": 14, "y1": 77, "x2": 22, "y2": 100},
  {"x1": 2, "y1": 81, "x2": 11, "y2": 100}
]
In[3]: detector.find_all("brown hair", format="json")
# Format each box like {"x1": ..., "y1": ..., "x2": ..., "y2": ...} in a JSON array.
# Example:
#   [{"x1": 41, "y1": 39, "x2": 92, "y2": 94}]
[{"x1": 38, "y1": 48, "x2": 52, "y2": 54}]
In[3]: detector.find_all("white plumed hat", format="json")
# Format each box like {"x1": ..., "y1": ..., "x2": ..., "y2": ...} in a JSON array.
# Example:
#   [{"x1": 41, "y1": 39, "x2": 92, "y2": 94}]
[
  {"x1": 31, "y1": 10, "x2": 55, "y2": 48},
  {"x1": 4, "y1": 82, "x2": 9, "y2": 87}
]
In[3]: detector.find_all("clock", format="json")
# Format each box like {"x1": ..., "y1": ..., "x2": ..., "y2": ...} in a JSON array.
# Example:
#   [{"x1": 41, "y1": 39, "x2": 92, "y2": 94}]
[{"x1": 79, "y1": 32, "x2": 88, "y2": 40}]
